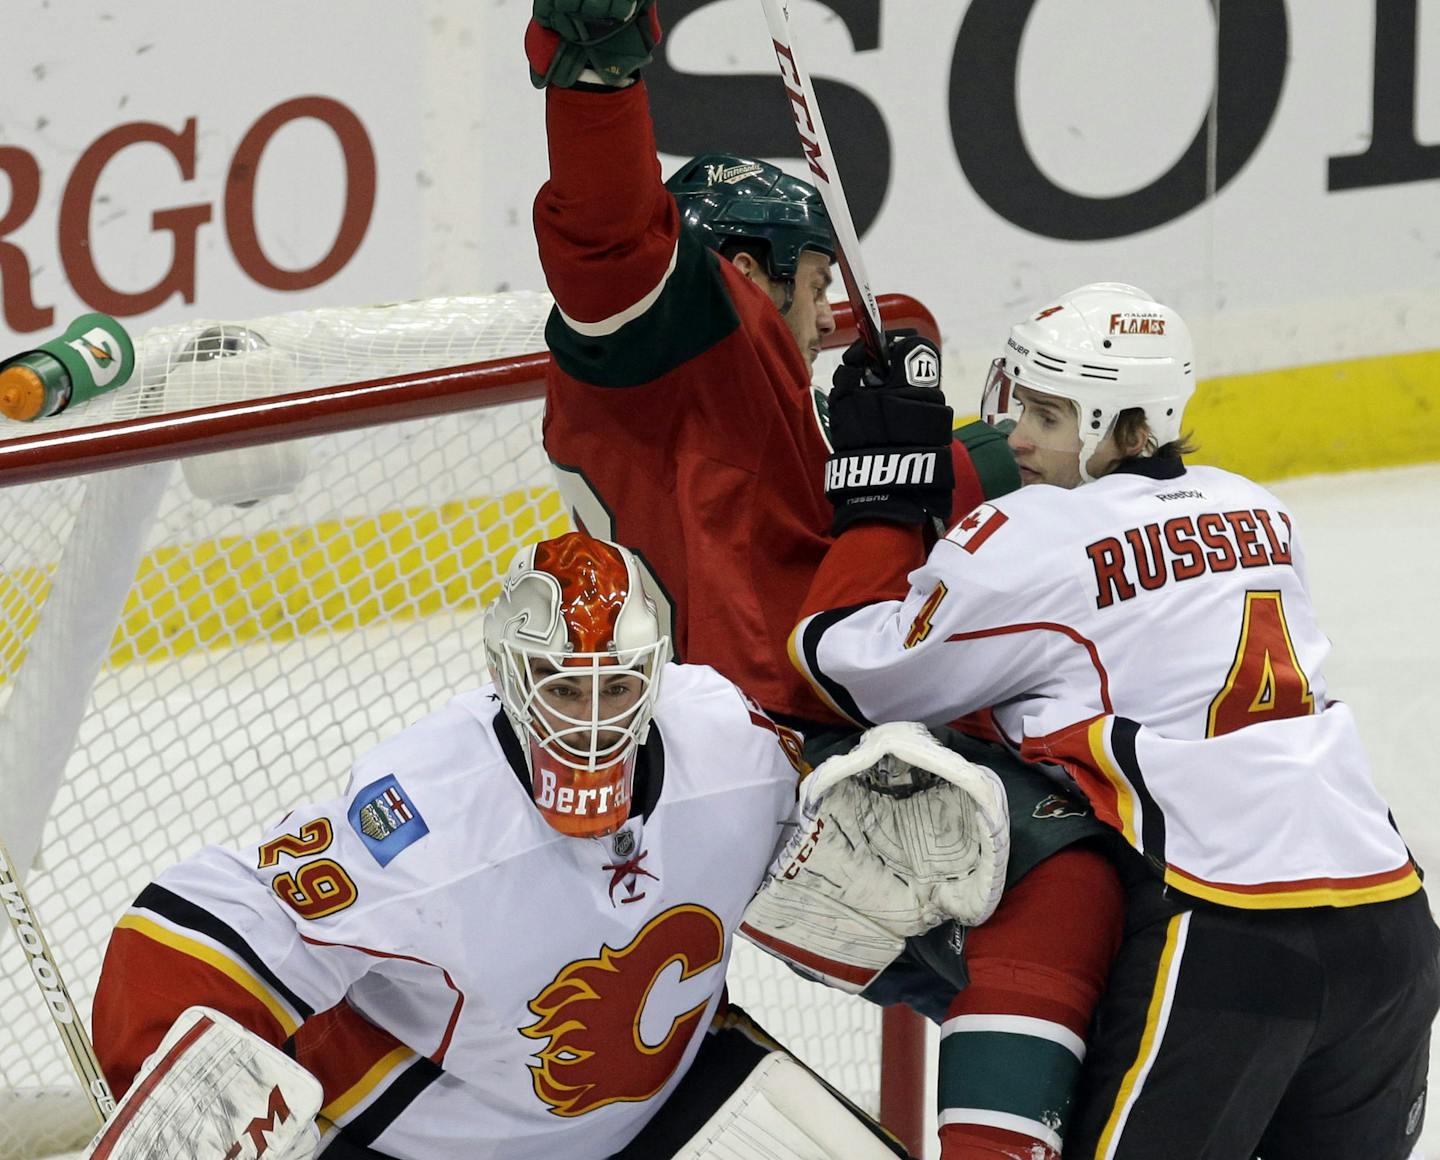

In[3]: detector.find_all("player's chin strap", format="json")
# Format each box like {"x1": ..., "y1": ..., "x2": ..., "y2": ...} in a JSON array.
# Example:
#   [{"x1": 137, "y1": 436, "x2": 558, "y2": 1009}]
[
  {"x1": 85, "y1": 1007, "x2": 322, "y2": 1160},
  {"x1": 775, "y1": 277, "x2": 797, "y2": 317},
  {"x1": 739, "y1": 720, "x2": 1009, "y2": 994}
]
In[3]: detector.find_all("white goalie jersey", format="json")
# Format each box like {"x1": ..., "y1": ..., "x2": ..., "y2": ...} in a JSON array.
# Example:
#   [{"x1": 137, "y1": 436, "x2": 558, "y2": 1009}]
[
  {"x1": 792, "y1": 462, "x2": 1421, "y2": 911},
  {"x1": 95, "y1": 664, "x2": 798, "y2": 1160}
]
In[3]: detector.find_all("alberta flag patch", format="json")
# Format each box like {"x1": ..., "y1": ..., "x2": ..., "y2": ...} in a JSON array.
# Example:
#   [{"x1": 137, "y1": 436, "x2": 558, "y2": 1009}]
[{"x1": 349, "y1": 775, "x2": 428, "y2": 866}]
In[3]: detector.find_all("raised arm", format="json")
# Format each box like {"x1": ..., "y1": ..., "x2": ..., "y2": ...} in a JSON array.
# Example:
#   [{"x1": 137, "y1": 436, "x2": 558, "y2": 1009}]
[{"x1": 534, "y1": 81, "x2": 680, "y2": 330}]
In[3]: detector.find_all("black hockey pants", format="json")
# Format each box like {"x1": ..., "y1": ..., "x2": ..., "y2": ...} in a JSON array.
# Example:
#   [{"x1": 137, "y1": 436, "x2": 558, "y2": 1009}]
[{"x1": 1067, "y1": 861, "x2": 1439, "y2": 1160}]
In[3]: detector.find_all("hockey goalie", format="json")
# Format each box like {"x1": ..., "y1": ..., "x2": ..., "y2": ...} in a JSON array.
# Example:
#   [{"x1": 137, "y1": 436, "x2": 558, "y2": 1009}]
[{"x1": 83, "y1": 530, "x2": 1007, "y2": 1160}]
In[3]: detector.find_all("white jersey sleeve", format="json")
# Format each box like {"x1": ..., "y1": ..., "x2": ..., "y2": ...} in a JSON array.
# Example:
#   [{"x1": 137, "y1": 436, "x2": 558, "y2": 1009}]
[
  {"x1": 792, "y1": 498, "x2": 1090, "y2": 732},
  {"x1": 793, "y1": 466, "x2": 1421, "y2": 911},
  {"x1": 135, "y1": 699, "x2": 505, "y2": 1040}
]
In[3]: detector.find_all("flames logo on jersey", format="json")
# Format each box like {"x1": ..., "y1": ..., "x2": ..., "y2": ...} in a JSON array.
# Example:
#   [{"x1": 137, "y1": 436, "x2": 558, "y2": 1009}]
[{"x1": 520, "y1": 905, "x2": 726, "y2": 1117}]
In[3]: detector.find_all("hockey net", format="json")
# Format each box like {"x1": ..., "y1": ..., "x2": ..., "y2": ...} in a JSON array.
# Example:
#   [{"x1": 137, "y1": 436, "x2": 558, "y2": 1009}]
[{"x1": 0, "y1": 291, "x2": 934, "y2": 1159}]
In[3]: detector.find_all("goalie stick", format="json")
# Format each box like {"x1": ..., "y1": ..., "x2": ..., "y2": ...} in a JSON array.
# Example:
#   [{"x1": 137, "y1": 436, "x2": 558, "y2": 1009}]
[
  {"x1": 0, "y1": 832, "x2": 115, "y2": 1127},
  {"x1": 760, "y1": 0, "x2": 889, "y2": 369}
]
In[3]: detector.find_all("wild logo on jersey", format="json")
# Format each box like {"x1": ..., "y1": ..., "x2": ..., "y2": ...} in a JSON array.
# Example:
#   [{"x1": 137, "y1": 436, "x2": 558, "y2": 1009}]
[
  {"x1": 520, "y1": 905, "x2": 725, "y2": 1116},
  {"x1": 1033, "y1": 793, "x2": 1089, "y2": 820}
]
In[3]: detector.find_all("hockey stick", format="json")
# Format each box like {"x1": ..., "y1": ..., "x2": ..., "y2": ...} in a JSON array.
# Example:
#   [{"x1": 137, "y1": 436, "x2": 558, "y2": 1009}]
[
  {"x1": 0, "y1": 831, "x2": 115, "y2": 1127},
  {"x1": 760, "y1": 0, "x2": 888, "y2": 369}
]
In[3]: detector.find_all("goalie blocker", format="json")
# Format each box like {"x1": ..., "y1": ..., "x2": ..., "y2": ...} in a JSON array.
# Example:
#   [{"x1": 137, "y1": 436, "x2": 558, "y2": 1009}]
[
  {"x1": 85, "y1": 1006, "x2": 321, "y2": 1160},
  {"x1": 87, "y1": 1005, "x2": 906, "y2": 1160},
  {"x1": 740, "y1": 721, "x2": 1009, "y2": 992}
]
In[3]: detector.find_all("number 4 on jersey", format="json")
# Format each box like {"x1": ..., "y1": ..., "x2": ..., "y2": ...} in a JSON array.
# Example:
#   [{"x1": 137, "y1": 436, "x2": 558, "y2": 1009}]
[{"x1": 1207, "y1": 590, "x2": 1315, "y2": 737}]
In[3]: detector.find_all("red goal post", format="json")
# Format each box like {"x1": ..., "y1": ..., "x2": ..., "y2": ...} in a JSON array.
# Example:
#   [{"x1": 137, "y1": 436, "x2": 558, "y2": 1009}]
[
  {"x1": 0, "y1": 294, "x2": 936, "y2": 487},
  {"x1": 0, "y1": 291, "x2": 934, "y2": 1159}
]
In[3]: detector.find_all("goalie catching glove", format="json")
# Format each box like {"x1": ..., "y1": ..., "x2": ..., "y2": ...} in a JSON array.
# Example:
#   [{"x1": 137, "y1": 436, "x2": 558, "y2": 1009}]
[
  {"x1": 527, "y1": 0, "x2": 662, "y2": 88},
  {"x1": 825, "y1": 330, "x2": 955, "y2": 535},
  {"x1": 85, "y1": 1006, "x2": 322, "y2": 1160},
  {"x1": 740, "y1": 721, "x2": 1008, "y2": 993}
]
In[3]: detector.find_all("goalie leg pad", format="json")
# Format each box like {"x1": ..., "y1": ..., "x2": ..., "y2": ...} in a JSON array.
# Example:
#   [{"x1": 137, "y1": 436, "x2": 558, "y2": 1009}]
[
  {"x1": 674, "y1": 1050, "x2": 908, "y2": 1160},
  {"x1": 86, "y1": 1006, "x2": 322, "y2": 1160},
  {"x1": 741, "y1": 721, "x2": 1009, "y2": 992}
]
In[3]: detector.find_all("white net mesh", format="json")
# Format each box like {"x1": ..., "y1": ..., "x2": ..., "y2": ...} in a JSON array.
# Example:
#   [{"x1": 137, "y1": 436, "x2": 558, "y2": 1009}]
[{"x1": 0, "y1": 294, "x2": 885, "y2": 1159}]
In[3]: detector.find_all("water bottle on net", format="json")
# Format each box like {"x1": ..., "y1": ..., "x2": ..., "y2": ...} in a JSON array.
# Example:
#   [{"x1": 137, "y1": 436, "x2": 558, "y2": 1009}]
[{"x1": 0, "y1": 313, "x2": 136, "y2": 422}]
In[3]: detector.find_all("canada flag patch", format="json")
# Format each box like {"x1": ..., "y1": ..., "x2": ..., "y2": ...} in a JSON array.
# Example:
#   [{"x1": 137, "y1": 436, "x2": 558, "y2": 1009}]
[{"x1": 945, "y1": 504, "x2": 1009, "y2": 553}]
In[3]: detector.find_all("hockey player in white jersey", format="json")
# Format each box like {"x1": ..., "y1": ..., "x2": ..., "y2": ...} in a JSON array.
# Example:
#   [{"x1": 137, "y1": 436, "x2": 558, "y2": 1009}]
[
  {"x1": 88, "y1": 529, "x2": 996, "y2": 1160},
  {"x1": 791, "y1": 283, "x2": 1440, "y2": 1159}
]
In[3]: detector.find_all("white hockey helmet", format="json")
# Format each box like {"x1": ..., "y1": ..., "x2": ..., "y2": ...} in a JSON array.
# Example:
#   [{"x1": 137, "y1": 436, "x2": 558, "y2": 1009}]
[
  {"x1": 981, "y1": 283, "x2": 1195, "y2": 481},
  {"x1": 483, "y1": 531, "x2": 670, "y2": 839}
]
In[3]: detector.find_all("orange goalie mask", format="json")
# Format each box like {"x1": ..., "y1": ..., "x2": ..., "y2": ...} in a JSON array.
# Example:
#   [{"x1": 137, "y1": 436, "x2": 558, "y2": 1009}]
[{"x1": 482, "y1": 532, "x2": 670, "y2": 838}]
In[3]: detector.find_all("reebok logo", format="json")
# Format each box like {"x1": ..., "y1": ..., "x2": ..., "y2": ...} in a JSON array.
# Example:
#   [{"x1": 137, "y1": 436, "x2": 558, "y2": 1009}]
[{"x1": 826, "y1": 451, "x2": 938, "y2": 492}]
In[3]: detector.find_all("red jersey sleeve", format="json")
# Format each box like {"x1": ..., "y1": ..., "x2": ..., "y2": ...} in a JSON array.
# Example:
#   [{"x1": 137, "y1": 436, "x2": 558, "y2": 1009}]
[
  {"x1": 93, "y1": 926, "x2": 289, "y2": 1096},
  {"x1": 534, "y1": 82, "x2": 681, "y2": 328}
]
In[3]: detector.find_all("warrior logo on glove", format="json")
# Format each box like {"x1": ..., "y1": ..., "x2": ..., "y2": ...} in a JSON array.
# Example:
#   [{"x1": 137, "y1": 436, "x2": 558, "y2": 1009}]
[
  {"x1": 526, "y1": 0, "x2": 662, "y2": 88},
  {"x1": 824, "y1": 329, "x2": 955, "y2": 533},
  {"x1": 903, "y1": 343, "x2": 940, "y2": 389}
]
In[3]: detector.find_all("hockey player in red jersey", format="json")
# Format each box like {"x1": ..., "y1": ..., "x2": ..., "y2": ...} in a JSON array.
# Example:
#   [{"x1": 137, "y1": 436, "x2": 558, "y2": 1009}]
[
  {"x1": 527, "y1": 3, "x2": 1126, "y2": 1158},
  {"x1": 530, "y1": 15, "x2": 1015, "y2": 725},
  {"x1": 90, "y1": 531, "x2": 953, "y2": 1160},
  {"x1": 794, "y1": 282, "x2": 1440, "y2": 1159}
]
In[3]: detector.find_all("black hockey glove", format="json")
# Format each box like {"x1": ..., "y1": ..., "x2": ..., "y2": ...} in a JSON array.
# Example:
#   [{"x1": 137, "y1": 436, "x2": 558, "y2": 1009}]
[
  {"x1": 527, "y1": 0, "x2": 661, "y2": 89},
  {"x1": 825, "y1": 330, "x2": 955, "y2": 535}
]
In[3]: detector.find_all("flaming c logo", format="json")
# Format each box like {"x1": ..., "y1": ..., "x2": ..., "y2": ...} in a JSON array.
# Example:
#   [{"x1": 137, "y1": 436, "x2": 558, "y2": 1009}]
[{"x1": 520, "y1": 905, "x2": 725, "y2": 1117}]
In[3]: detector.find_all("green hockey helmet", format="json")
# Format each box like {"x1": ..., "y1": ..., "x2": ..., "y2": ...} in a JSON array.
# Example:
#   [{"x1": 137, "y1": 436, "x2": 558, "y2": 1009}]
[{"x1": 665, "y1": 153, "x2": 835, "y2": 282}]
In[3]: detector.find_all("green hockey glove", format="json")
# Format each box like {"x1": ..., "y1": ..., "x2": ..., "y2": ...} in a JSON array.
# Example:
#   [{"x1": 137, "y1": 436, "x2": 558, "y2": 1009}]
[{"x1": 526, "y1": 0, "x2": 662, "y2": 89}]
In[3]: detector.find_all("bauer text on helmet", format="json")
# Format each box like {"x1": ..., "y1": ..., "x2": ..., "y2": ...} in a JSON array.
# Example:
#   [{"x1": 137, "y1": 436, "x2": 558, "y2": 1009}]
[{"x1": 483, "y1": 532, "x2": 671, "y2": 838}]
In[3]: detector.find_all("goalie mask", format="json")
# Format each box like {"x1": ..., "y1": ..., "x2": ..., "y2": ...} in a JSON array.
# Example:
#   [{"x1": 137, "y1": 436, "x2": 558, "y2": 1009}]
[
  {"x1": 981, "y1": 283, "x2": 1195, "y2": 482},
  {"x1": 665, "y1": 153, "x2": 835, "y2": 283},
  {"x1": 483, "y1": 532, "x2": 670, "y2": 839}
]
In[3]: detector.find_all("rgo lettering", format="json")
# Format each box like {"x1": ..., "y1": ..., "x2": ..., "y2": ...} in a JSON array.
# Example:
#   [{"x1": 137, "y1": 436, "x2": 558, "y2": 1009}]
[{"x1": 1, "y1": 96, "x2": 376, "y2": 334}]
